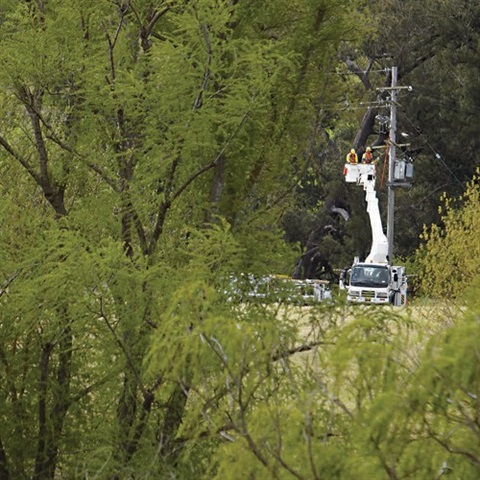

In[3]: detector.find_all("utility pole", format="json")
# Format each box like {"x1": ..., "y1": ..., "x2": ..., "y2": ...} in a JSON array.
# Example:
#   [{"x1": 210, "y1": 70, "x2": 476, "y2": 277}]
[
  {"x1": 386, "y1": 66, "x2": 397, "y2": 267},
  {"x1": 376, "y1": 66, "x2": 413, "y2": 266}
]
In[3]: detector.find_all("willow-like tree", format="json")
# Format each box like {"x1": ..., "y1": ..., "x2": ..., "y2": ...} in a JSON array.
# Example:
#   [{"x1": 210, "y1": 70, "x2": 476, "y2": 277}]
[{"x1": 0, "y1": 0, "x2": 362, "y2": 478}]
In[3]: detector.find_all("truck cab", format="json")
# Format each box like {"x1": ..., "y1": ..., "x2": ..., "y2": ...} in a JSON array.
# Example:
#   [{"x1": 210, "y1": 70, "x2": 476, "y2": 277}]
[{"x1": 340, "y1": 263, "x2": 407, "y2": 305}]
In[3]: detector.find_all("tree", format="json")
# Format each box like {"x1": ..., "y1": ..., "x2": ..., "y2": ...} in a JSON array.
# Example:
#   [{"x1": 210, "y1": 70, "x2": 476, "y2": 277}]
[
  {"x1": 416, "y1": 171, "x2": 480, "y2": 299},
  {"x1": 208, "y1": 300, "x2": 479, "y2": 479},
  {"x1": 0, "y1": 0, "x2": 363, "y2": 478},
  {"x1": 3, "y1": 1, "x2": 476, "y2": 478}
]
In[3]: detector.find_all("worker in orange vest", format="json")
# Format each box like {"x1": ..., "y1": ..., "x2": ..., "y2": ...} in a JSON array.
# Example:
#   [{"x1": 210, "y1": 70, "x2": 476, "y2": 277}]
[
  {"x1": 345, "y1": 148, "x2": 358, "y2": 164},
  {"x1": 362, "y1": 146, "x2": 374, "y2": 164}
]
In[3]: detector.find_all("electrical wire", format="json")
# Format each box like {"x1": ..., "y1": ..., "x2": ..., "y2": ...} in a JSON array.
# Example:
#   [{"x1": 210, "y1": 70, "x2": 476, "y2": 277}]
[
  {"x1": 315, "y1": 81, "x2": 469, "y2": 192},
  {"x1": 400, "y1": 111, "x2": 465, "y2": 191}
]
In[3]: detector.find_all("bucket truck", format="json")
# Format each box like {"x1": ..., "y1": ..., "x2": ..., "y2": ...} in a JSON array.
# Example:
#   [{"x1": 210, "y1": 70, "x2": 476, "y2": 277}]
[{"x1": 339, "y1": 163, "x2": 407, "y2": 306}]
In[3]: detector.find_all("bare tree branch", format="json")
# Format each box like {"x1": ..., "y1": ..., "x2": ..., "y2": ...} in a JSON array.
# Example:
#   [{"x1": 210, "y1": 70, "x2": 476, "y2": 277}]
[
  {"x1": 345, "y1": 57, "x2": 372, "y2": 90},
  {"x1": 0, "y1": 134, "x2": 40, "y2": 184},
  {"x1": 271, "y1": 340, "x2": 329, "y2": 361}
]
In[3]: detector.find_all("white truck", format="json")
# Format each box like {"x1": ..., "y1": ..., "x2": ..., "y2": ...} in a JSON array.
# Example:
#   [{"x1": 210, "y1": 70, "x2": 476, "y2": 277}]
[
  {"x1": 226, "y1": 274, "x2": 331, "y2": 304},
  {"x1": 339, "y1": 163, "x2": 407, "y2": 306}
]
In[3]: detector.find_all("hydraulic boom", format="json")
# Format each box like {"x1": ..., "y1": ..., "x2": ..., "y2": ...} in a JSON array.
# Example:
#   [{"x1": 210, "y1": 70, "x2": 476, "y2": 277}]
[
  {"x1": 340, "y1": 162, "x2": 407, "y2": 306},
  {"x1": 344, "y1": 164, "x2": 388, "y2": 263}
]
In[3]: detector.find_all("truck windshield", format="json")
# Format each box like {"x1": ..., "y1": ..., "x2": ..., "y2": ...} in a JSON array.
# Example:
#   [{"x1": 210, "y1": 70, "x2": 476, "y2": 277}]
[{"x1": 350, "y1": 266, "x2": 389, "y2": 288}]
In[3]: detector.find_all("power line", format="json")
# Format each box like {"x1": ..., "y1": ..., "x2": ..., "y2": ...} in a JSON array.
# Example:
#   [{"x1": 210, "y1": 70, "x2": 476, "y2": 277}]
[{"x1": 400, "y1": 111, "x2": 465, "y2": 191}]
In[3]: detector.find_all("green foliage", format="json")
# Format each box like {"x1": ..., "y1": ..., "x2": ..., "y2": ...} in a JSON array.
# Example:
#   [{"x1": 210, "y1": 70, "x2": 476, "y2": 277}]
[
  {"x1": 208, "y1": 304, "x2": 479, "y2": 479},
  {"x1": 416, "y1": 172, "x2": 480, "y2": 299},
  {"x1": 1, "y1": 1, "x2": 478, "y2": 479},
  {"x1": 286, "y1": 0, "x2": 480, "y2": 273},
  {"x1": 0, "y1": 1, "x2": 367, "y2": 477}
]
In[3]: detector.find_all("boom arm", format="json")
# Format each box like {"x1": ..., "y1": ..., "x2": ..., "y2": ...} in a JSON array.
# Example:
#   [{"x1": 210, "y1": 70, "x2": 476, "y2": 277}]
[{"x1": 344, "y1": 164, "x2": 388, "y2": 264}]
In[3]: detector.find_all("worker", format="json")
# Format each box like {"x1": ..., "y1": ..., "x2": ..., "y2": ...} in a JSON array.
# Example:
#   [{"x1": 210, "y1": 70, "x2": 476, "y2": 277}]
[
  {"x1": 346, "y1": 148, "x2": 358, "y2": 164},
  {"x1": 362, "y1": 146, "x2": 374, "y2": 164}
]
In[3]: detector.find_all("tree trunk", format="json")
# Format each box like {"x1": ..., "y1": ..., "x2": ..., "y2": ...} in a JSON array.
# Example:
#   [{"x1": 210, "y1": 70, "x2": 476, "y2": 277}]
[
  {"x1": 33, "y1": 315, "x2": 73, "y2": 480},
  {"x1": 0, "y1": 437, "x2": 10, "y2": 480}
]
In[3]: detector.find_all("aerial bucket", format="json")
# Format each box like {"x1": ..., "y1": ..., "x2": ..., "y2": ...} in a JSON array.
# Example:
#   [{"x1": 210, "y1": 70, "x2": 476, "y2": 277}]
[{"x1": 344, "y1": 163, "x2": 376, "y2": 185}]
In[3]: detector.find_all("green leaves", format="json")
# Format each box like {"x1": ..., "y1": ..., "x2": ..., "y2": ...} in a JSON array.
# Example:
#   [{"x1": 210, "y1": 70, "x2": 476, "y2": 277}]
[
  {"x1": 2, "y1": 1, "x2": 478, "y2": 479},
  {"x1": 417, "y1": 172, "x2": 480, "y2": 299}
]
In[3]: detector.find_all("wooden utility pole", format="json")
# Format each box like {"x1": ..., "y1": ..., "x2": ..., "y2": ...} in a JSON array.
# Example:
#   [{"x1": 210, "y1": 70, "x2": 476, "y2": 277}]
[
  {"x1": 386, "y1": 66, "x2": 397, "y2": 266},
  {"x1": 381, "y1": 66, "x2": 413, "y2": 265}
]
